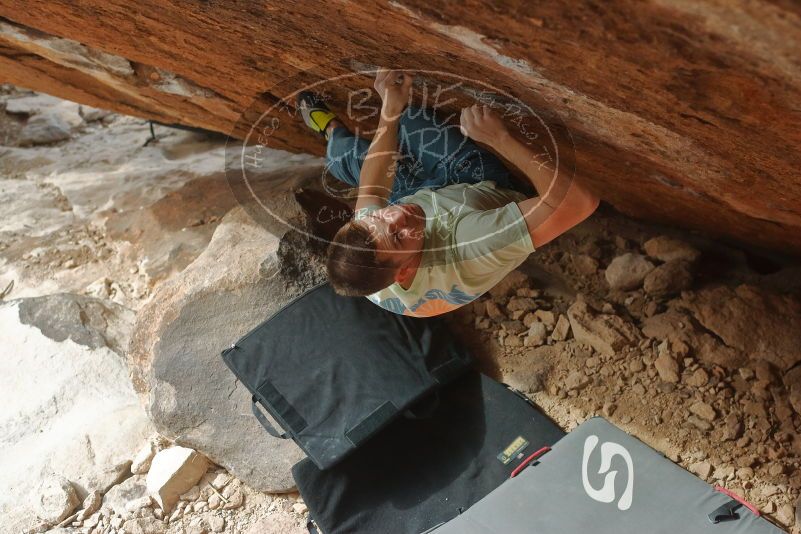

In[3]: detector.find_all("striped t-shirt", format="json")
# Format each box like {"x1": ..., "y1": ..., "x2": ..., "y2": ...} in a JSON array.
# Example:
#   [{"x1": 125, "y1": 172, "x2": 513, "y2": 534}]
[{"x1": 363, "y1": 180, "x2": 534, "y2": 317}]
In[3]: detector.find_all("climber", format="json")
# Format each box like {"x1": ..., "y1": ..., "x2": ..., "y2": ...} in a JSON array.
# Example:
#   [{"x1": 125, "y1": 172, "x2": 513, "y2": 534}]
[{"x1": 297, "y1": 68, "x2": 599, "y2": 317}]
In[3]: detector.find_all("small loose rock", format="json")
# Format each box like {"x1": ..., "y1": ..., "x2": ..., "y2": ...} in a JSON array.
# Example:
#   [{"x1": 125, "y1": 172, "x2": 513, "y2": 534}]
[
  {"x1": 550, "y1": 314, "x2": 571, "y2": 341},
  {"x1": 689, "y1": 461, "x2": 713, "y2": 479},
  {"x1": 689, "y1": 401, "x2": 717, "y2": 422}
]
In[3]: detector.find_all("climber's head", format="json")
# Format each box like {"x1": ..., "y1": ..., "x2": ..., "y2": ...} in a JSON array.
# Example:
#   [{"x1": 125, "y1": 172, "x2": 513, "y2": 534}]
[{"x1": 326, "y1": 203, "x2": 425, "y2": 296}]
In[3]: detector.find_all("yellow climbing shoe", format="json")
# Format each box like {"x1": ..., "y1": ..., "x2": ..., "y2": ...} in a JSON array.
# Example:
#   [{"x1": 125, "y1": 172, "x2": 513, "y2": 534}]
[{"x1": 297, "y1": 91, "x2": 337, "y2": 141}]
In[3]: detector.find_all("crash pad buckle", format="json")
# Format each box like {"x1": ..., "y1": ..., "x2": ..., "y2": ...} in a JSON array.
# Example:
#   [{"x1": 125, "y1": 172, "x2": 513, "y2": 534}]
[{"x1": 708, "y1": 499, "x2": 742, "y2": 524}]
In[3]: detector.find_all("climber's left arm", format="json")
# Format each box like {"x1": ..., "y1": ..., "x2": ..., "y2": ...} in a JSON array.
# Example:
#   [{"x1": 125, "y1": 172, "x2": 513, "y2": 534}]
[
  {"x1": 354, "y1": 69, "x2": 414, "y2": 214},
  {"x1": 460, "y1": 104, "x2": 599, "y2": 248}
]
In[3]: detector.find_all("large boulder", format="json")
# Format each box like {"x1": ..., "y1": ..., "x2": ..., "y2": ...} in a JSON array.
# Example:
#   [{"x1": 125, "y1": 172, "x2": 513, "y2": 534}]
[
  {"x1": 128, "y1": 183, "x2": 327, "y2": 492},
  {"x1": 0, "y1": 293, "x2": 154, "y2": 533},
  {"x1": 2, "y1": 3, "x2": 801, "y2": 255}
]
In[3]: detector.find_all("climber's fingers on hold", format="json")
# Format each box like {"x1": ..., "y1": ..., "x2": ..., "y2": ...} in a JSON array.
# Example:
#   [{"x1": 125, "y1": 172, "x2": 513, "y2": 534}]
[
  {"x1": 459, "y1": 106, "x2": 472, "y2": 137},
  {"x1": 399, "y1": 71, "x2": 413, "y2": 88},
  {"x1": 374, "y1": 68, "x2": 395, "y2": 91},
  {"x1": 470, "y1": 104, "x2": 482, "y2": 123}
]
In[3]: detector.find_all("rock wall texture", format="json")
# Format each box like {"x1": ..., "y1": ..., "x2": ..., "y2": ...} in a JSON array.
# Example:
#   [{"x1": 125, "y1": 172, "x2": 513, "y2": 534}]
[
  {"x1": 0, "y1": 2, "x2": 800, "y2": 253},
  {"x1": 0, "y1": 293, "x2": 154, "y2": 533},
  {"x1": 128, "y1": 175, "x2": 328, "y2": 492}
]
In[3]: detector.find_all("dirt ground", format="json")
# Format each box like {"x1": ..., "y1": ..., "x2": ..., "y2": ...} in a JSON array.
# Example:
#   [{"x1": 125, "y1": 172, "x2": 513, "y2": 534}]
[
  {"x1": 2, "y1": 85, "x2": 799, "y2": 533},
  {"x1": 446, "y1": 205, "x2": 801, "y2": 532}
]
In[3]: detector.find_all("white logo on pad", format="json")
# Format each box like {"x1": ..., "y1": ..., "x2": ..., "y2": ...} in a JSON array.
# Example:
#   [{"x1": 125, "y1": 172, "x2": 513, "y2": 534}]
[{"x1": 581, "y1": 434, "x2": 634, "y2": 511}]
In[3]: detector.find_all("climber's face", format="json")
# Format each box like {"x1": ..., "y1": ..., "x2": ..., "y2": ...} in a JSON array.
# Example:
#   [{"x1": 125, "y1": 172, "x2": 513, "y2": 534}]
[{"x1": 363, "y1": 203, "x2": 426, "y2": 266}]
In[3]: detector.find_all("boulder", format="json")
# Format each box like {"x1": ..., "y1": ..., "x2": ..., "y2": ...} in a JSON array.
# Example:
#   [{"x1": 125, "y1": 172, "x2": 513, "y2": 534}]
[
  {"x1": 32, "y1": 475, "x2": 80, "y2": 524},
  {"x1": 784, "y1": 366, "x2": 801, "y2": 417},
  {"x1": 3, "y1": 2, "x2": 801, "y2": 255},
  {"x1": 643, "y1": 260, "x2": 693, "y2": 298},
  {"x1": 524, "y1": 321, "x2": 547, "y2": 347},
  {"x1": 131, "y1": 440, "x2": 158, "y2": 475},
  {"x1": 4, "y1": 92, "x2": 63, "y2": 114},
  {"x1": 79, "y1": 104, "x2": 112, "y2": 122},
  {"x1": 689, "y1": 461, "x2": 713, "y2": 479},
  {"x1": 551, "y1": 314, "x2": 571, "y2": 341},
  {"x1": 18, "y1": 112, "x2": 72, "y2": 145},
  {"x1": 76, "y1": 490, "x2": 102, "y2": 522},
  {"x1": 208, "y1": 515, "x2": 226, "y2": 533},
  {"x1": 776, "y1": 504, "x2": 795, "y2": 529},
  {"x1": 102, "y1": 474, "x2": 149, "y2": 517},
  {"x1": 129, "y1": 193, "x2": 326, "y2": 492},
  {"x1": 507, "y1": 296, "x2": 536, "y2": 313},
  {"x1": 604, "y1": 253, "x2": 655, "y2": 291},
  {"x1": 643, "y1": 236, "x2": 700, "y2": 263},
  {"x1": 641, "y1": 310, "x2": 745, "y2": 369},
  {"x1": 147, "y1": 446, "x2": 208, "y2": 513},
  {"x1": 534, "y1": 309, "x2": 556, "y2": 329},
  {"x1": 4, "y1": 93, "x2": 83, "y2": 131},
  {"x1": 0, "y1": 294, "x2": 154, "y2": 534},
  {"x1": 566, "y1": 300, "x2": 640, "y2": 357},
  {"x1": 485, "y1": 300, "x2": 506, "y2": 322},
  {"x1": 685, "y1": 368, "x2": 709, "y2": 388},
  {"x1": 689, "y1": 401, "x2": 717, "y2": 422},
  {"x1": 654, "y1": 342, "x2": 680, "y2": 383},
  {"x1": 681, "y1": 285, "x2": 801, "y2": 371}
]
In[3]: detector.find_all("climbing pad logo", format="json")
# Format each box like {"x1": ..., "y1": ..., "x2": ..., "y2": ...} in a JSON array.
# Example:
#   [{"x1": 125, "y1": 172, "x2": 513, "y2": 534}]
[
  {"x1": 225, "y1": 54, "x2": 576, "y2": 253},
  {"x1": 581, "y1": 434, "x2": 635, "y2": 511}
]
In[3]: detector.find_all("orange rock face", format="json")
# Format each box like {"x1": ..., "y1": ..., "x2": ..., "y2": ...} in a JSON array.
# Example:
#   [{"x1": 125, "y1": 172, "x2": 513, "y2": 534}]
[{"x1": 1, "y1": 1, "x2": 800, "y2": 253}]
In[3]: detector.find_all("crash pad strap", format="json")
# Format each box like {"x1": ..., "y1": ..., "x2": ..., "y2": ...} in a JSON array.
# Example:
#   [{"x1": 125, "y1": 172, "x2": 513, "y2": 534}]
[
  {"x1": 251, "y1": 396, "x2": 287, "y2": 439},
  {"x1": 714, "y1": 486, "x2": 761, "y2": 516},
  {"x1": 345, "y1": 400, "x2": 397, "y2": 446},
  {"x1": 510, "y1": 446, "x2": 551, "y2": 478},
  {"x1": 430, "y1": 357, "x2": 466, "y2": 384},
  {"x1": 254, "y1": 378, "x2": 308, "y2": 436}
]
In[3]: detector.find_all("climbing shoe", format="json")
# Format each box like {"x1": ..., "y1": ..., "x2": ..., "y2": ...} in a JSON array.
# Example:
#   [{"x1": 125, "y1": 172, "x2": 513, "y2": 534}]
[{"x1": 297, "y1": 91, "x2": 337, "y2": 141}]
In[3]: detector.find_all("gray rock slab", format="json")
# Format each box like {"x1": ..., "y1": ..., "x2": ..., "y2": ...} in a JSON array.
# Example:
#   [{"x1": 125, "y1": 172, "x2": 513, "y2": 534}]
[
  {"x1": 131, "y1": 203, "x2": 325, "y2": 492},
  {"x1": 0, "y1": 294, "x2": 153, "y2": 534}
]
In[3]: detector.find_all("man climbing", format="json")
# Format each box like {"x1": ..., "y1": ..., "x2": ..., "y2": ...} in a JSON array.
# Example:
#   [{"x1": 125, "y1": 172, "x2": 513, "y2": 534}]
[{"x1": 297, "y1": 68, "x2": 599, "y2": 317}]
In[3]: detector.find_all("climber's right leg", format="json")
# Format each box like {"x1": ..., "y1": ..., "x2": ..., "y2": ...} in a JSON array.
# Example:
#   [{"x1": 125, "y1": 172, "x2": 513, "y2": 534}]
[
  {"x1": 324, "y1": 125, "x2": 372, "y2": 188},
  {"x1": 297, "y1": 90, "x2": 370, "y2": 188}
]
